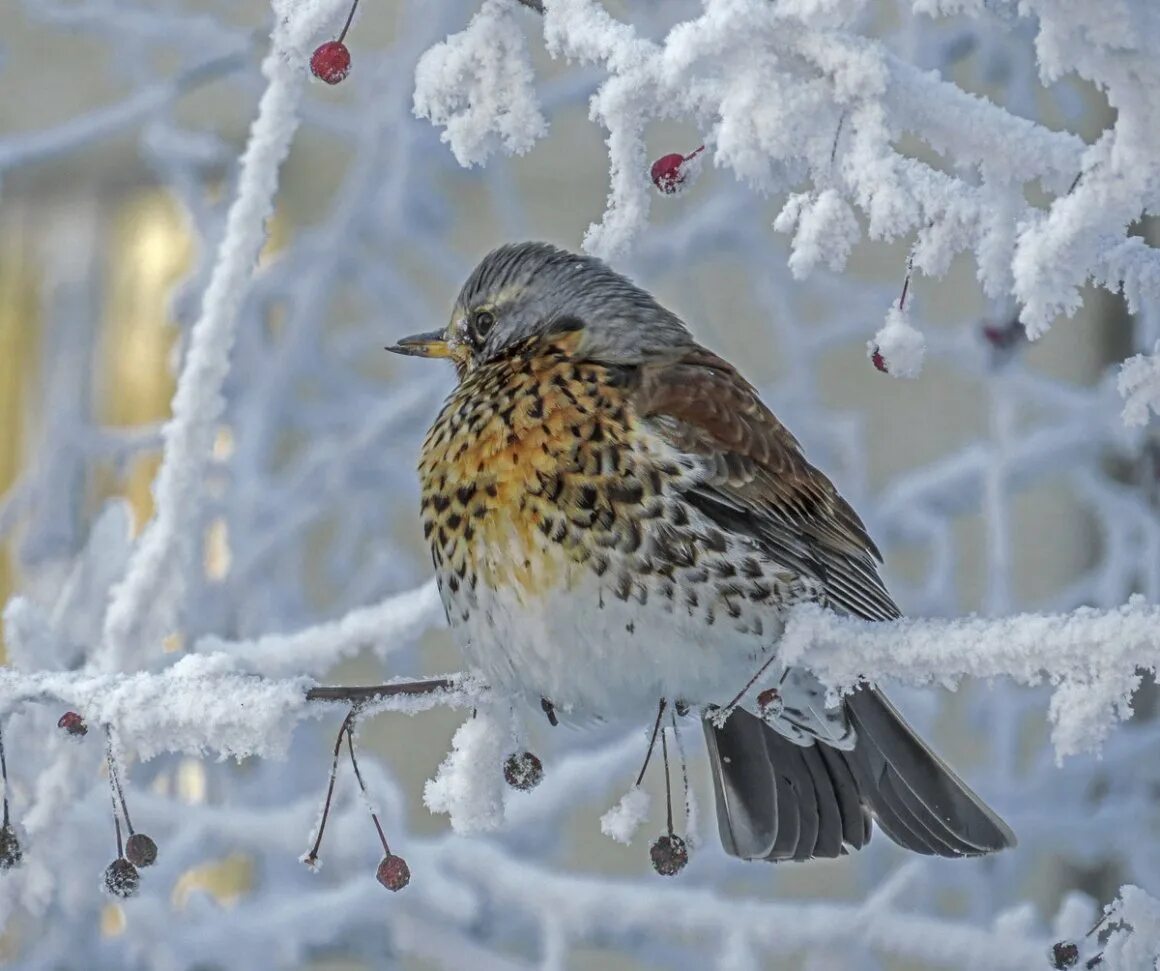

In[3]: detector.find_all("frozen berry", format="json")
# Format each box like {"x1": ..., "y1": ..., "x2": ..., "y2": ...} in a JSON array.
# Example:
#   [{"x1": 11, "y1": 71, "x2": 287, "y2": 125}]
[
  {"x1": 503, "y1": 751, "x2": 544, "y2": 791},
  {"x1": 0, "y1": 825, "x2": 22, "y2": 870},
  {"x1": 58, "y1": 711, "x2": 87, "y2": 736},
  {"x1": 125, "y1": 832, "x2": 158, "y2": 868},
  {"x1": 376, "y1": 854, "x2": 410, "y2": 892},
  {"x1": 649, "y1": 833, "x2": 688, "y2": 876},
  {"x1": 310, "y1": 41, "x2": 351, "y2": 85},
  {"x1": 871, "y1": 348, "x2": 888, "y2": 373},
  {"x1": 650, "y1": 145, "x2": 705, "y2": 195},
  {"x1": 1049, "y1": 941, "x2": 1079, "y2": 969},
  {"x1": 104, "y1": 858, "x2": 140, "y2": 898},
  {"x1": 981, "y1": 319, "x2": 1024, "y2": 351}
]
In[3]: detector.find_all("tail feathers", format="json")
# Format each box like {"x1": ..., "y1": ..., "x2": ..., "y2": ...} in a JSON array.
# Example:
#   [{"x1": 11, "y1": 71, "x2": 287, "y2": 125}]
[{"x1": 704, "y1": 686, "x2": 1015, "y2": 862}]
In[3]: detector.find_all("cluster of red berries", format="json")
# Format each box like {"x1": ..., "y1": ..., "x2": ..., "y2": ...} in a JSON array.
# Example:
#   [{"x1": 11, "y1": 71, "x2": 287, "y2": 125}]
[
  {"x1": 306, "y1": 710, "x2": 547, "y2": 890},
  {"x1": 0, "y1": 713, "x2": 159, "y2": 892}
]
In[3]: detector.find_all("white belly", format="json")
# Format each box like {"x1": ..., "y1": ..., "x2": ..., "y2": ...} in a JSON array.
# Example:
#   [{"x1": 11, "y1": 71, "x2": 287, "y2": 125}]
[{"x1": 441, "y1": 530, "x2": 788, "y2": 720}]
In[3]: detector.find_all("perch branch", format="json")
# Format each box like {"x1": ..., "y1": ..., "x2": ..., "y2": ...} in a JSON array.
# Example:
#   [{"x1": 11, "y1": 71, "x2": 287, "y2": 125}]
[{"x1": 304, "y1": 677, "x2": 464, "y2": 705}]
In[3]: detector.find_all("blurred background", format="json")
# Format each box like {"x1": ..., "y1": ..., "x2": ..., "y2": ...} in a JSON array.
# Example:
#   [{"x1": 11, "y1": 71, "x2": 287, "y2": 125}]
[{"x1": 1, "y1": 0, "x2": 1157, "y2": 968}]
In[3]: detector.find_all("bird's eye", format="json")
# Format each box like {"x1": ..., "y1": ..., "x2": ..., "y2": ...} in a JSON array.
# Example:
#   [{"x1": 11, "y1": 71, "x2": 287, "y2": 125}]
[{"x1": 472, "y1": 309, "x2": 495, "y2": 339}]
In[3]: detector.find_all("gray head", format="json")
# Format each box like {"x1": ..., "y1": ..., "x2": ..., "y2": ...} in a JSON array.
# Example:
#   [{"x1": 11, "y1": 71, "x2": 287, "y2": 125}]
[{"x1": 386, "y1": 242, "x2": 692, "y2": 374}]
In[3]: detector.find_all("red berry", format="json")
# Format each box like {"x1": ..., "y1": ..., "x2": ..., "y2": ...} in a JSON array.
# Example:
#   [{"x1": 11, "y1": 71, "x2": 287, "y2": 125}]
[
  {"x1": 310, "y1": 41, "x2": 351, "y2": 85},
  {"x1": 57, "y1": 711, "x2": 87, "y2": 736},
  {"x1": 376, "y1": 854, "x2": 410, "y2": 892},
  {"x1": 871, "y1": 348, "x2": 888, "y2": 373},
  {"x1": 981, "y1": 319, "x2": 1023, "y2": 351},
  {"x1": 503, "y1": 751, "x2": 544, "y2": 791},
  {"x1": 650, "y1": 145, "x2": 705, "y2": 195},
  {"x1": 649, "y1": 834, "x2": 688, "y2": 876}
]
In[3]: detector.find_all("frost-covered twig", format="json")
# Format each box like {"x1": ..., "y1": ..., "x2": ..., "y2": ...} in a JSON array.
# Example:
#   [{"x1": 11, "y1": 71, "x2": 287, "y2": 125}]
[{"x1": 778, "y1": 597, "x2": 1160, "y2": 758}]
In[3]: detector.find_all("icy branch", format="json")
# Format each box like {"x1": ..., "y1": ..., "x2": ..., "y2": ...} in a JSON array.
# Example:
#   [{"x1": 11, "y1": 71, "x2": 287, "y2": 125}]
[
  {"x1": 99, "y1": 1, "x2": 348, "y2": 670},
  {"x1": 778, "y1": 597, "x2": 1160, "y2": 759},
  {"x1": 0, "y1": 666, "x2": 480, "y2": 760}
]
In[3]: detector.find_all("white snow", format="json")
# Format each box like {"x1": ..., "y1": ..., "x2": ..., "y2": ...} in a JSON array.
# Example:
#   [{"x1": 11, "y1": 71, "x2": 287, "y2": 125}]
[
  {"x1": 871, "y1": 305, "x2": 926, "y2": 378},
  {"x1": 424, "y1": 708, "x2": 508, "y2": 834},
  {"x1": 599, "y1": 786, "x2": 651, "y2": 845}
]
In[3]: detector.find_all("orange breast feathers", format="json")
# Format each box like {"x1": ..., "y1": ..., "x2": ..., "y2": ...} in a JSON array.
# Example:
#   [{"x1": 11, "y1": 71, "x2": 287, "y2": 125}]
[{"x1": 418, "y1": 339, "x2": 637, "y2": 596}]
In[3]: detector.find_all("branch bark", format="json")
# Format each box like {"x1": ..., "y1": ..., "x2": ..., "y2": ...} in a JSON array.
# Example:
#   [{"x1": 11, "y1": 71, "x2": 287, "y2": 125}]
[{"x1": 304, "y1": 677, "x2": 464, "y2": 705}]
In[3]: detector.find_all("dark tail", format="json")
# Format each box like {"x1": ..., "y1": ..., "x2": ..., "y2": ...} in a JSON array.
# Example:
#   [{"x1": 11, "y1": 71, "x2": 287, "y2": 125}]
[{"x1": 703, "y1": 686, "x2": 1016, "y2": 862}]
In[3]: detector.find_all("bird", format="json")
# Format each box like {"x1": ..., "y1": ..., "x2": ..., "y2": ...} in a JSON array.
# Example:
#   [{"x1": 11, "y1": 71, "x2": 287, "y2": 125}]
[{"x1": 388, "y1": 241, "x2": 1016, "y2": 863}]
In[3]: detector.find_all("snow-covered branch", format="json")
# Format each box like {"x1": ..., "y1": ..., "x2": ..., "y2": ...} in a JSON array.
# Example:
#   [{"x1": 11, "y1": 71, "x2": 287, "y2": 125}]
[{"x1": 779, "y1": 598, "x2": 1160, "y2": 758}]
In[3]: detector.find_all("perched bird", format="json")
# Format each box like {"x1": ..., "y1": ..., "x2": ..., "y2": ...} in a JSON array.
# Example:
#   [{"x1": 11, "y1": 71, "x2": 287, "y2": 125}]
[{"x1": 389, "y1": 241, "x2": 1015, "y2": 863}]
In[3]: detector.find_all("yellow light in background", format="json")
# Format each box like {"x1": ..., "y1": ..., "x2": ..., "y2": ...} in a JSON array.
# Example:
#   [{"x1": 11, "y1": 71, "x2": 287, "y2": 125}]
[
  {"x1": 171, "y1": 854, "x2": 254, "y2": 910},
  {"x1": 0, "y1": 214, "x2": 42, "y2": 657},
  {"x1": 94, "y1": 189, "x2": 190, "y2": 534},
  {"x1": 176, "y1": 757, "x2": 207, "y2": 804},
  {"x1": 101, "y1": 903, "x2": 126, "y2": 938}
]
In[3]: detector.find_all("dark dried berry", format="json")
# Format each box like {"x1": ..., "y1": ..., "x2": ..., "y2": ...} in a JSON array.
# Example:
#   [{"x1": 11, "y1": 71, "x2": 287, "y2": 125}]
[
  {"x1": 125, "y1": 832, "x2": 158, "y2": 868},
  {"x1": 0, "y1": 825, "x2": 22, "y2": 870},
  {"x1": 649, "y1": 834, "x2": 688, "y2": 876},
  {"x1": 1049, "y1": 941, "x2": 1080, "y2": 969},
  {"x1": 57, "y1": 711, "x2": 87, "y2": 736},
  {"x1": 104, "y1": 858, "x2": 139, "y2": 898},
  {"x1": 503, "y1": 751, "x2": 544, "y2": 791},
  {"x1": 376, "y1": 854, "x2": 410, "y2": 892},
  {"x1": 871, "y1": 348, "x2": 888, "y2": 373}
]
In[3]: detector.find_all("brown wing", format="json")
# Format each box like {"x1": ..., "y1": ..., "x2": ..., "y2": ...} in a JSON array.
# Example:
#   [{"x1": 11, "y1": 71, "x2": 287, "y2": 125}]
[{"x1": 633, "y1": 346, "x2": 900, "y2": 622}]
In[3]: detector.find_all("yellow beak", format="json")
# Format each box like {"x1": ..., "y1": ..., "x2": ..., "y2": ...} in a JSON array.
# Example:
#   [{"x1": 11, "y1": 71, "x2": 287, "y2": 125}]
[{"x1": 385, "y1": 330, "x2": 450, "y2": 359}]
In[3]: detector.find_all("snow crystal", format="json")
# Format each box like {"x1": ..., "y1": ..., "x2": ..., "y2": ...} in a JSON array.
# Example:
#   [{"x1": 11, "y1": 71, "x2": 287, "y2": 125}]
[{"x1": 599, "y1": 786, "x2": 650, "y2": 845}]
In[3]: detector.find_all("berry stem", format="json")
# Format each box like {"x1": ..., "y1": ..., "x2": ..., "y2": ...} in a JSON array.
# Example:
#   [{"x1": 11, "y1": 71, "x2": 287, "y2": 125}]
[
  {"x1": 670, "y1": 710, "x2": 691, "y2": 832},
  {"x1": 660, "y1": 726, "x2": 674, "y2": 838},
  {"x1": 304, "y1": 708, "x2": 356, "y2": 867},
  {"x1": 110, "y1": 791, "x2": 124, "y2": 858},
  {"x1": 0, "y1": 724, "x2": 10, "y2": 829},
  {"x1": 344, "y1": 718, "x2": 392, "y2": 856},
  {"x1": 336, "y1": 0, "x2": 360, "y2": 44},
  {"x1": 634, "y1": 699, "x2": 668, "y2": 788},
  {"x1": 106, "y1": 729, "x2": 135, "y2": 835},
  {"x1": 898, "y1": 254, "x2": 914, "y2": 312}
]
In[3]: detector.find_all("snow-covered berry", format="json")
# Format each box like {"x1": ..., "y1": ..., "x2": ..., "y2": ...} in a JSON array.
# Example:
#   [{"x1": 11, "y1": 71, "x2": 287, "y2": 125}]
[
  {"x1": 310, "y1": 42, "x2": 351, "y2": 85},
  {"x1": 0, "y1": 824, "x2": 22, "y2": 870},
  {"x1": 57, "y1": 711, "x2": 87, "y2": 737},
  {"x1": 871, "y1": 347, "x2": 888, "y2": 373},
  {"x1": 104, "y1": 858, "x2": 140, "y2": 898},
  {"x1": 125, "y1": 833, "x2": 158, "y2": 868},
  {"x1": 503, "y1": 751, "x2": 544, "y2": 791},
  {"x1": 649, "y1": 834, "x2": 688, "y2": 876},
  {"x1": 376, "y1": 854, "x2": 410, "y2": 892},
  {"x1": 650, "y1": 145, "x2": 705, "y2": 195},
  {"x1": 1049, "y1": 940, "x2": 1079, "y2": 969}
]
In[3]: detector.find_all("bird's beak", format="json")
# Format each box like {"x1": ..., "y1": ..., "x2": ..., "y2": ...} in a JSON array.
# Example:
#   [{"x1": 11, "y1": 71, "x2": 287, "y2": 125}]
[{"x1": 385, "y1": 330, "x2": 451, "y2": 359}]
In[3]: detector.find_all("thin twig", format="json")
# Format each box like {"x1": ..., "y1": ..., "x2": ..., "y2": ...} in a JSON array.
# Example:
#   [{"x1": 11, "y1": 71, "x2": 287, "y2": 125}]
[
  {"x1": 635, "y1": 700, "x2": 668, "y2": 787},
  {"x1": 304, "y1": 677, "x2": 460, "y2": 704},
  {"x1": 303, "y1": 708, "x2": 357, "y2": 866},
  {"x1": 671, "y1": 710, "x2": 691, "y2": 834},
  {"x1": 344, "y1": 717, "x2": 392, "y2": 856},
  {"x1": 105, "y1": 729, "x2": 135, "y2": 835},
  {"x1": 661, "y1": 726, "x2": 674, "y2": 838}
]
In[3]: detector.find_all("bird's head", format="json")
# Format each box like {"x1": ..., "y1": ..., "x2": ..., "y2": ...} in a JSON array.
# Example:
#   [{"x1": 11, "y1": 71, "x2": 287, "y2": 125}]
[{"x1": 386, "y1": 241, "x2": 692, "y2": 377}]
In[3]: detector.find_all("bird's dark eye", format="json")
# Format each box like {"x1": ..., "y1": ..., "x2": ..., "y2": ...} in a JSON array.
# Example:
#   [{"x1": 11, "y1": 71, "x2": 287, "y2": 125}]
[{"x1": 472, "y1": 309, "x2": 495, "y2": 339}]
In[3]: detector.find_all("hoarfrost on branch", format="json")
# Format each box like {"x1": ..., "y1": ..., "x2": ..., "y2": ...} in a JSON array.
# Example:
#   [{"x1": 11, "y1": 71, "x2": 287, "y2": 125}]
[{"x1": 3, "y1": 0, "x2": 1160, "y2": 967}]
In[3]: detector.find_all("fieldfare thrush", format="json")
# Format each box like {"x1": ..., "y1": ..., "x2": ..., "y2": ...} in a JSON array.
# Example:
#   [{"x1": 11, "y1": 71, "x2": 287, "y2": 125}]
[{"x1": 389, "y1": 241, "x2": 1015, "y2": 862}]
